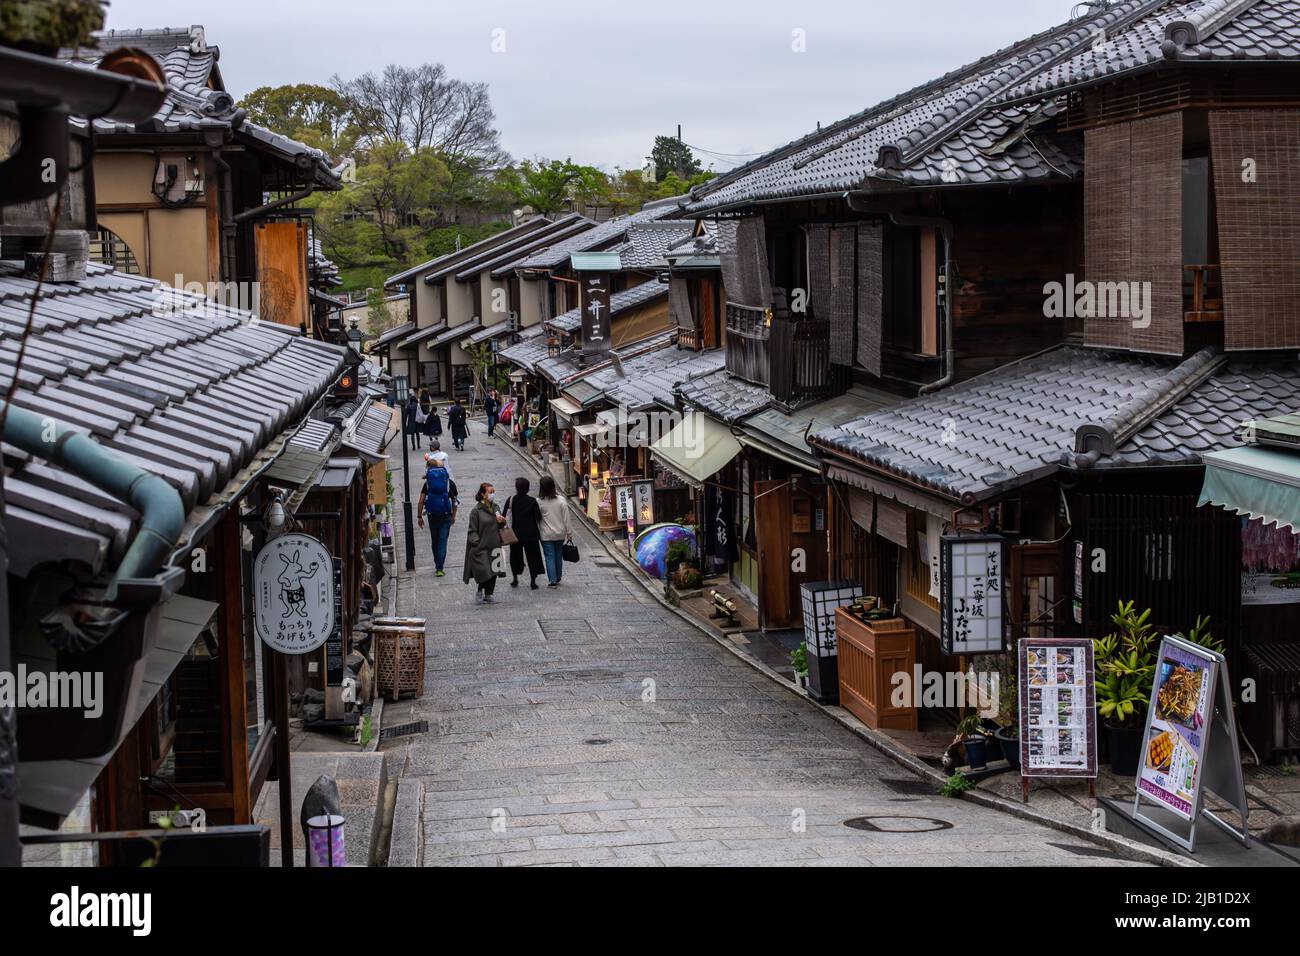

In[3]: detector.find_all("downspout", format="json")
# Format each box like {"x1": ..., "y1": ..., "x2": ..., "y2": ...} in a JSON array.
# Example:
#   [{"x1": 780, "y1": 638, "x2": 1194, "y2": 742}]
[
  {"x1": 0, "y1": 402, "x2": 184, "y2": 651},
  {"x1": 233, "y1": 185, "x2": 316, "y2": 224},
  {"x1": 844, "y1": 194, "x2": 956, "y2": 395},
  {"x1": 209, "y1": 138, "x2": 237, "y2": 286}
]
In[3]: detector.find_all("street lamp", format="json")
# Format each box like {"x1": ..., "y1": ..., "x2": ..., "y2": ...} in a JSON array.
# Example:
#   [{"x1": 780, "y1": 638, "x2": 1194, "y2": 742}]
[{"x1": 393, "y1": 374, "x2": 416, "y2": 572}]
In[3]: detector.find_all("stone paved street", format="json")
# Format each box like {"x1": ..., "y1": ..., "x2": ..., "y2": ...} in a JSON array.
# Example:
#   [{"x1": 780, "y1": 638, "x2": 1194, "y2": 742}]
[{"x1": 386, "y1": 418, "x2": 1141, "y2": 867}]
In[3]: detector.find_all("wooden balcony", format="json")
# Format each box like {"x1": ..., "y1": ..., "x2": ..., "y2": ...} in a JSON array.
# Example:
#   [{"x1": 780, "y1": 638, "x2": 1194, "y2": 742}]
[
  {"x1": 675, "y1": 324, "x2": 702, "y2": 352},
  {"x1": 724, "y1": 301, "x2": 842, "y2": 404},
  {"x1": 724, "y1": 302, "x2": 770, "y2": 386},
  {"x1": 1184, "y1": 264, "x2": 1223, "y2": 324}
]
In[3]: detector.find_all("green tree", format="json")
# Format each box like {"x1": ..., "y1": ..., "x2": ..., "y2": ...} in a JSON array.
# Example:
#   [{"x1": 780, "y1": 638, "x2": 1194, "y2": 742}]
[
  {"x1": 238, "y1": 84, "x2": 355, "y2": 155},
  {"x1": 500, "y1": 159, "x2": 611, "y2": 216},
  {"x1": 651, "y1": 135, "x2": 703, "y2": 182},
  {"x1": 366, "y1": 288, "x2": 397, "y2": 336}
]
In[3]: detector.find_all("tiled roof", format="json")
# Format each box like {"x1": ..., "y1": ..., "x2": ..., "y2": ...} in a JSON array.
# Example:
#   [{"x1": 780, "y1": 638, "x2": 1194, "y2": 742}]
[
  {"x1": 60, "y1": 27, "x2": 340, "y2": 188},
  {"x1": 368, "y1": 321, "x2": 414, "y2": 351},
  {"x1": 497, "y1": 324, "x2": 550, "y2": 372},
  {"x1": 513, "y1": 203, "x2": 683, "y2": 271},
  {"x1": 454, "y1": 214, "x2": 593, "y2": 281},
  {"x1": 811, "y1": 345, "x2": 1229, "y2": 503},
  {"x1": 678, "y1": 368, "x2": 774, "y2": 424},
  {"x1": 309, "y1": 238, "x2": 340, "y2": 289},
  {"x1": 1109, "y1": 357, "x2": 1300, "y2": 467},
  {"x1": 0, "y1": 261, "x2": 345, "y2": 578},
  {"x1": 546, "y1": 279, "x2": 667, "y2": 333},
  {"x1": 427, "y1": 319, "x2": 481, "y2": 349},
  {"x1": 385, "y1": 218, "x2": 553, "y2": 287},
  {"x1": 997, "y1": 0, "x2": 1300, "y2": 104},
  {"x1": 574, "y1": 343, "x2": 726, "y2": 412},
  {"x1": 738, "y1": 387, "x2": 900, "y2": 470},
  {"x1": 395, "y1": 321, "x2": 448, "y2": 350},
  {"x1": 686, "y1": 0, "x2": 1273, "y2": 210},
  {"x1": 535, "y1": 332, "x2": 675, "y2": 386},
  {"x1": 613, "y1": 221, "x2": 696, "y2": 270},
  {"x1": 465, "y1": 318, "x2": 513, "y2": 344}
]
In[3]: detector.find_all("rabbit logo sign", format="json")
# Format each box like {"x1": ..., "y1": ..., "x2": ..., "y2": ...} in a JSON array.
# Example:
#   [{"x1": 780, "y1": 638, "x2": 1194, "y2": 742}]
[{"x1": 254, "y1": 533, "x2": 335, "y2": 654}]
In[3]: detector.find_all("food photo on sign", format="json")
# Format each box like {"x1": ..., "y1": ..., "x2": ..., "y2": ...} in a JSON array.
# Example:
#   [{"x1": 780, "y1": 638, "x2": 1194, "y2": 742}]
[{"x1": 1136, "y1": 641, "x2": 1215, "y2": 820}]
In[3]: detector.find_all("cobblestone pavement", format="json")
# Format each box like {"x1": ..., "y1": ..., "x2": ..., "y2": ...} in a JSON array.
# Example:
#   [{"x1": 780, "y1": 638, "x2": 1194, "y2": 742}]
[{"x1": 388, "y1": 419, "x2": 1141, "y2": 867}]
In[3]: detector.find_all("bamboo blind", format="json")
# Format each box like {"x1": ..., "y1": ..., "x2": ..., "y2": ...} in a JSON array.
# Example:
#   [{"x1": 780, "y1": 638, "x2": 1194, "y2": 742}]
[
  {"x1": 831, "y1": 224, "x2": 857, "y2": 366},
  {"x1": 1083, "y1": 113, "x2": 1183, "y2": 355},
  {"x1": 718, "y1": 217, "x2": 772, "y2": 309},
  {"x1": 855, "y1": 220, "x2": 884, "y2": 376},
  {"x1": 668, "y1": 275, "x2": 694, "y2": 332},
  {"x1": 1209, "y1": 109, "x2": 1300, "y2": 350},
  {"x1": 807, "y1": 221, "x2": 832, "y2": 323}
]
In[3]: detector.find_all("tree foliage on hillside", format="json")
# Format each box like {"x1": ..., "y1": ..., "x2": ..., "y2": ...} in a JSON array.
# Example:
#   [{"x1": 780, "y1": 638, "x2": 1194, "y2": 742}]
[{"x1": 240, "y1": 83, "x2": 355, "y2": 154}]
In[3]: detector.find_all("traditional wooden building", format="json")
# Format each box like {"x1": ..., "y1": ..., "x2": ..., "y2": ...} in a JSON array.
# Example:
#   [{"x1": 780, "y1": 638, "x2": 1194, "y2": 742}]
[
  {"x1": 682, "y1": 0, "x2": 1300, "y2": 739},
  {"x1": 57, "y1": 26, "x2": 346, "y2": 343}
]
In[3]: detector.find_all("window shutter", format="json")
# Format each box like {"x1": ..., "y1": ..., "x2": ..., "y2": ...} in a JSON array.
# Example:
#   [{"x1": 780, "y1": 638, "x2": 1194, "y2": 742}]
[{"x1": 855, "y1": 221, "x2": 884, "y2": 376}]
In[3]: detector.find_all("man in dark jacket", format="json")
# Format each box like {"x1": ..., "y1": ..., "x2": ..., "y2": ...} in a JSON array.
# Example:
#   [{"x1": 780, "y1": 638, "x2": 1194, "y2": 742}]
[
  {"x1": 447, "y1": 398, "x2": 469, "y2": 450},
  {"x1": 403, "y1": 396, "x2": 420, "y2": 451},
  {"x1": 502, "y1": 476, "x2": 544, "y2": 589},
  {"x1": 484, "y1": 388, "x2": 500, "y2": 439}
]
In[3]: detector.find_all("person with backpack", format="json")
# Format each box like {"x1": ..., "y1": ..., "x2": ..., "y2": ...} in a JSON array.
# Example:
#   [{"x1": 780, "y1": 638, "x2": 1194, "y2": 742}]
[
  {"x1": 416, "y1": 453, "x2": 459, "y2": 576},
  {"x1": 447, "y1": 398, "x2": 469, "y2": 451}
]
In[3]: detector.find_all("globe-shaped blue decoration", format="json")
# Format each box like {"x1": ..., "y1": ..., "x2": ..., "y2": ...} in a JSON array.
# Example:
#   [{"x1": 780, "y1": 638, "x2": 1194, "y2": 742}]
[{"x1": 632, "y1": 523, "x2": 697, "y2": 579}]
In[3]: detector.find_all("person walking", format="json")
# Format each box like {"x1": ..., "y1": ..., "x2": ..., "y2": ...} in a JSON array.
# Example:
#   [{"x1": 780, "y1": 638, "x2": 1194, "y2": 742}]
[
  {"x1": 416, "y1": 453, "x2": 459, "y2": 577},
  {"x1": 537, "y1": 474, "x2": 572, "y2": 588},
  {"x1": 447, "y1": 398, "x2": 469, "y2": 451},
  {"x1": 464, "y1": 482, "x2": 507, "y2": 603},
  {"x1": 502, "y1": 476, "x2": 544, "y2": 589},
  {"x1": 405, "y1": 395, "x2": 422, "y2": 452},
  {"x1": 484, "y1": 388, "x2": 500, "y2": 439},
  {"x1": 423, "y1": 400, "x2": 442, "y2": 450}
]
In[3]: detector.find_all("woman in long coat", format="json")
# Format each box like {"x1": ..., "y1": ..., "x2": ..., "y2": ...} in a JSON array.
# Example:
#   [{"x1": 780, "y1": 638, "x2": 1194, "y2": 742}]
[
  {"x1": 464, "y1": 482, "x2": 506, "y2": 603},
  {"x1": 422, "y1": 401, "x2": 442, "y2": 449}
]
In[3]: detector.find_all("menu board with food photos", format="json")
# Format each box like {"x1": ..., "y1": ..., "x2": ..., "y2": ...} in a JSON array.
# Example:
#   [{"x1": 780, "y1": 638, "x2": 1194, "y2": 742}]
[
  {"x1": 1130, "y1": 635, "x2": 1248, "y2": 852},
  {"x1": 1136, "y1": 637, "x2": 1218, "y2": 821},
  {"x1": 1018, "y1": 638, "x2": 1097, "y2": 778}
]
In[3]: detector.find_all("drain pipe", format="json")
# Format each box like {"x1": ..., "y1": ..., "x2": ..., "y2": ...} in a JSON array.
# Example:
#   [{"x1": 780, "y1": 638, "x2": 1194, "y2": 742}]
[
  {"x1": 233, "y1": 185, "x2": 316, "y2": 224},
  {"x1": 1, "y1": 402, "x2": 184, "y2": 650},
  {"x1": 844, "y1": 193, "x2": 955, "y2": 394}
]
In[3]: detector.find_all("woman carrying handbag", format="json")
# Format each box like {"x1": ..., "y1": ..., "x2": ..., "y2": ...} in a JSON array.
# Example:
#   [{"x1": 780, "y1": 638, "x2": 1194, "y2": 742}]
[
  {"x1": 536, "y1": 474, "x2": 573, "y2": 587},
  {"x1": 502, "y1": 477, "x2": 544, "y2": 589}
]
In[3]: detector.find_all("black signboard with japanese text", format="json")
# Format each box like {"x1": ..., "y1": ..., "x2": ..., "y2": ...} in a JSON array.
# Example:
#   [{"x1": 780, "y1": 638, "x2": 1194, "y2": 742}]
[
  {"x1": 939, "y1": 533, "x2": 1004, "y2": 655},
  {"x1": 580, "y1": 273, "x2": 611, "y2": 363},
  {"x1": 326, "y1": 560, "x2": 344, "y2": 685}
]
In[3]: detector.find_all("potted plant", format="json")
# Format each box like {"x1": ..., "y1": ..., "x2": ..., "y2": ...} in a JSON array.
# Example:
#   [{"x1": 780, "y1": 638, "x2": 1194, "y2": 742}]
[
  {"x1": 955, "y1": 713, "x2": 989, "y2": 771},
  {"x1": 992, "y1": 660, "x2": 1020, "y2": 769},
  {"x1": 1094, "y1": 600, "x2": 1159, "y2": 775},
  {"x1": 790, "y1": 643, "x2": 809, "y2": 689}
]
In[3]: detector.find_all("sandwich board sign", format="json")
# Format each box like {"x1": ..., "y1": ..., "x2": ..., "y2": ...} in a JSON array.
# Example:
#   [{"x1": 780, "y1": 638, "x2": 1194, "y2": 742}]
[
  {"x1": 1018, "y1": 638, "x2": 1098, "y2": 801},
  {"x1": 253, "y1": 532, "x2": 335, "y2": 655},
  {"x1": 1131, "y1": 634, "x2": 1249, "y2": 852}
]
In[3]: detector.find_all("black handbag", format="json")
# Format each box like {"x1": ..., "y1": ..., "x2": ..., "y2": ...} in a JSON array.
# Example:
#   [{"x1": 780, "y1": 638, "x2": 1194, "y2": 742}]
[{"x1": 562, "y1": 541, "x2": 580, "y2": 563}]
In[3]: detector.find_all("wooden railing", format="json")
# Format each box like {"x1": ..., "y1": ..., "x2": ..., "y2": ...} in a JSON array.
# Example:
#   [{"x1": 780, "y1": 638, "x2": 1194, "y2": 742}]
[
  {"x1": 1184, "y1": 264, "x2": 1223, "y2": 323},
  {"x1": 675, "y1": 324, "x2": 701, "y2": 352},
  {"x1": 724, "y1": 301, "x2": 840, "y2": 403},
  {"x1": 724, "y1": 302, "x2": 771, "y2": 386}
]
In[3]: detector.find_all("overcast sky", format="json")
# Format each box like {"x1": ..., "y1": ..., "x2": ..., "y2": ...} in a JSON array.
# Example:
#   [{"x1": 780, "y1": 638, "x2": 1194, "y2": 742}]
[{"x1": 105, "y1": 0, "x2": 1077, "y2": 172}]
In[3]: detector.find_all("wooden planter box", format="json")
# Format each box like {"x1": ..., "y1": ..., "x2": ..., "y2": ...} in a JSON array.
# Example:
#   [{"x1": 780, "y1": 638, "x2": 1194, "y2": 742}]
[{"x1": 835, "y1": 608, "x2": 917, "y2": 731}]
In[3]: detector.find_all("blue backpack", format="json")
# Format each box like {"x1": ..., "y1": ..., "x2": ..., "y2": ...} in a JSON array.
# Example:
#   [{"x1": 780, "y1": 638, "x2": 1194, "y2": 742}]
[{"x1": 425, "y1": 466, "x2": 453, "y2": 516}]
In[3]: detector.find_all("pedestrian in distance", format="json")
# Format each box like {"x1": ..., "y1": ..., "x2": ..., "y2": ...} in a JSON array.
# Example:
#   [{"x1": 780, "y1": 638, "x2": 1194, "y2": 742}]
[
  {"x1": 484, "y1": 388, "x2": 500, "y2": 439},
  {"x1": 423, "y1": 400, "x2": 442, "y2": 450},
  {"x1": 416, "y1": 452, "x2": 459, "y2": 577},
  {"x1": 536, "y1": 474, "x2": 573, "y2": 587},
  {"x1": 502, "y1": 476, "x2": 544, "y2": 589},
  {"x1": 405, "y1": 395, "x2": 421, "y2": 452},
  {"x1": 447, "y1": 398, "x2": 469, "y2": 451},
  {"x1": 464, "y1": 482, "x2": 507, "y2": 603}
]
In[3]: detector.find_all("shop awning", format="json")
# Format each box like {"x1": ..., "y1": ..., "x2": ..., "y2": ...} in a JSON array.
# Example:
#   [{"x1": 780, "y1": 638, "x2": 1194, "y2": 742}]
[
  {"x1": 650, "y1": 411, "x2": 741, "y2": 489},
  {"x1": 550, "y1": 396, "x2": 584, "y2": 417},
  {"x1": 17, "y1": 594, "x2": 218, "y2": 825},
  {"x1": 1199, "y1": 445, "x2": 1300, "y2": 532},
  {"x1": 573, "y1": 422, "x2": 603, "y2": 438}
]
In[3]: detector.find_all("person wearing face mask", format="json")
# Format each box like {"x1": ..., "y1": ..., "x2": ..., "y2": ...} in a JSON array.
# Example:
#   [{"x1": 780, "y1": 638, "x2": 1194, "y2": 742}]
[{"x1": 464, "y1": 481, "x2": 507, "y2": 604}]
